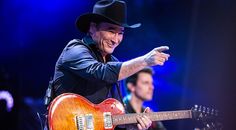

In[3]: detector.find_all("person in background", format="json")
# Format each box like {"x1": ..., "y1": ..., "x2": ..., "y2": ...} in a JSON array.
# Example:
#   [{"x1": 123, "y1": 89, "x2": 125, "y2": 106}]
[{"x1": 124, "y1": 67, "x2": 167, "y2": 130}]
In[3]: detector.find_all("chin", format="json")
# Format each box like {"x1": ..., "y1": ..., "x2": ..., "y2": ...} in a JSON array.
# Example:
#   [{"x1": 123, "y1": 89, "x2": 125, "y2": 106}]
[
  {"x1": 144, "y1": 97, "x2": 152, "y2": 101},
  {"x1": 105, "y1": 49, "x2": 114, "y2": 54}
]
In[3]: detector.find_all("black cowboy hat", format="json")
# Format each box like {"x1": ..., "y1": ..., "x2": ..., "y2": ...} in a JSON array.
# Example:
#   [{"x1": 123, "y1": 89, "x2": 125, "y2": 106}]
[{"x1": 76, "y1": 0, "x2": 141, "y2": 33}]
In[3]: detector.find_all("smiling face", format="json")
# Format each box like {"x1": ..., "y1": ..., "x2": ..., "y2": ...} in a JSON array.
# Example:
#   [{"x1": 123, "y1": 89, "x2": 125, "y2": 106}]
[{"x1": 89, "y1": 22, "x2": 124, "y2": 56}]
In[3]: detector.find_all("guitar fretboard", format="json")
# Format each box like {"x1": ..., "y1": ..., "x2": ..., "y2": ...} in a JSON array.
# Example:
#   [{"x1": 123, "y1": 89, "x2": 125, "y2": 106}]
[{"x1": 112, "y1": 110, "x2": 192, "y2": 125}]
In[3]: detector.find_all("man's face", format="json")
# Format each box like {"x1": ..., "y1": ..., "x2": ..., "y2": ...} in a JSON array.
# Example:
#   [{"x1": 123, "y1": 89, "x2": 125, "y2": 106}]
[
  {"x1": 134, "y1": 72, "x2": 154, "y2": 101},
  {"x1": 90, "y1": 22, "x2": 124, "y2": 55}
]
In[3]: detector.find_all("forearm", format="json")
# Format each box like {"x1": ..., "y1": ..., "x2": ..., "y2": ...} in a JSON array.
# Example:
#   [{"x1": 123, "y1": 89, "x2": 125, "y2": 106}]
[{"x1": 118, "y1": 56, "x2": 147, "y2": 81}]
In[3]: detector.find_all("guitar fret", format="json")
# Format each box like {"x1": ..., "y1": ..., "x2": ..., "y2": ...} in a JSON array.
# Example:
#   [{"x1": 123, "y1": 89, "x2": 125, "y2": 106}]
[{"x1": 112, "y1": 110, "x2": 192, "y2": 125}]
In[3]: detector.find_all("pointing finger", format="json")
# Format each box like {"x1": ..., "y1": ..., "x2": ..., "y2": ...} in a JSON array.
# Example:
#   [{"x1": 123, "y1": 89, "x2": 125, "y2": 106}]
[{"x1": 154, "y1": 46, "x2": 169, "y2": 52}]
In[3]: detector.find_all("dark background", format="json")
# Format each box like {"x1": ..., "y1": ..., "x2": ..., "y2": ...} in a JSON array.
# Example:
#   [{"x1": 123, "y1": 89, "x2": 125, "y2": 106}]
[{"x1": 0, "y1": 0, "x2": 236, "y2": 129}]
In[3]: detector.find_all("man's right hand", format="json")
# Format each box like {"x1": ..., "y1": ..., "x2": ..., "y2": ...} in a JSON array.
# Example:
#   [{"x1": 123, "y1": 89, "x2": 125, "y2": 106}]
[
  {"x1": 118, "y1": 46, "x2": 170, "y2": 81},
  {"x1": 142, "y1": 46, "x2": 170, "y2": 66}
]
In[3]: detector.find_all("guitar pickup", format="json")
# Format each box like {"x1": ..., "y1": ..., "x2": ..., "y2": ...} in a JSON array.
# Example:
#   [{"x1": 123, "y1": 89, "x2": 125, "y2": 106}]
[
  {"x1": 76, "y1": 115, "x2": 85, "y2": 130},
  {"x1": 85, "y1": 114, "x2": 94, "y2": 130},
  {"x1": 103, "y1": 112, "x2": 113, "y2": 129}
]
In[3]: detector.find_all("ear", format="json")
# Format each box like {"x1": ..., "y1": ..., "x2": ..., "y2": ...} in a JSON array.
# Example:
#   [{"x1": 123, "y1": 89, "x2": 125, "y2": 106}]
[
  {"x1": 127, "y1": 83, "x2": 135, "y2": 93},
  {"x1": 88, "y1": 22, "x2": 97, "y2": 36}
]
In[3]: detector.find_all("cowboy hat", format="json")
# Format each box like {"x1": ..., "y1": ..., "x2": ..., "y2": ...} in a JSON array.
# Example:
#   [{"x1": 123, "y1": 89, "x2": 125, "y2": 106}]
[{"x1": 76, "y1": 0, "x2": 141, "y2": 32}]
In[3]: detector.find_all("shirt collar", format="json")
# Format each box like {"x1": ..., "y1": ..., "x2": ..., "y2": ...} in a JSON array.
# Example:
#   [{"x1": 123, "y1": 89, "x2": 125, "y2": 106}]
[{"x1": 82, "y1": 35, "x2": 96, "y2": 46}]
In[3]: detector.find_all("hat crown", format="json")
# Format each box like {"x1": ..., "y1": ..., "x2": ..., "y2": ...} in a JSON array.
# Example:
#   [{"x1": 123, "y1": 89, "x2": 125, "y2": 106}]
[
  {"x1": 93, "y1": 0, "x2": 127, "y2": 24},
  {"x1": 76, "y1": 0, "x2": 141, "y2": 33}
]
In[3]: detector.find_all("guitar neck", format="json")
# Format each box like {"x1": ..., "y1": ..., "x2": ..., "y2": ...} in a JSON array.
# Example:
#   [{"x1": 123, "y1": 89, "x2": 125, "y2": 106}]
[{"x1": 112, "y1": 110, "x2": 192, "y2": 125}]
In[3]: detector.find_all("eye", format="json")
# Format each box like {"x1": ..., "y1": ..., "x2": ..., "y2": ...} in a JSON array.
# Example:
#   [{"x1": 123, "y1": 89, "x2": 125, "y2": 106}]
[
  {"x1": 108, "y1": 30, "x2": 115, "y2": 34},
  {"x1": 119, "y1": 32, "x2": 124, "y2": 35}
]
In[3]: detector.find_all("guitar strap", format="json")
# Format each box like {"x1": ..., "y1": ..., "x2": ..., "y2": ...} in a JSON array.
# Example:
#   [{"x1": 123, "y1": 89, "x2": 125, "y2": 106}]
[
  {"x1": 44, "y1": 78, "x2": 54, "y2": 107},
  {"x1": 115, "y1": 82, "x2": 126, "y2": 108},
  {"x1": 44, "y1": 77, "x2": 62, "y2": 107},
  {"x1": 43, "y1": 78, "x2": 61, "y2": 130}
]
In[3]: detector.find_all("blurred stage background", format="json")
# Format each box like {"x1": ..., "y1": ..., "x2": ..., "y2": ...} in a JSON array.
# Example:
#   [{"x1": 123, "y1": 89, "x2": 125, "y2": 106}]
[{"x1": 1, "y1": 0, "x2": 236, "y2": 129}]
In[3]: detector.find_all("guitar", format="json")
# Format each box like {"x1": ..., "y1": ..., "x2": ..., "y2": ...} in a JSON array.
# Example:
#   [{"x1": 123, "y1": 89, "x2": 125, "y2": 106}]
[{"x1": 48, "y1": 93, "x2": 218, "y2": 130}]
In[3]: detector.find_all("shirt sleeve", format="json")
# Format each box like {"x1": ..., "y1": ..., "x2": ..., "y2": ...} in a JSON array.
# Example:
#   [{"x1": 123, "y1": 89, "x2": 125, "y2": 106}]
[{"x1": 61, "y1": 44, "x2": 122, "y2": 84}]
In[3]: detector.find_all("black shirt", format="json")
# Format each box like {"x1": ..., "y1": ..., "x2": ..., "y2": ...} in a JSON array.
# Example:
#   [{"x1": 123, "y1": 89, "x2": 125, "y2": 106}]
[{"x1": 53, "y1": 36, "x2": 123, "y2": 104}]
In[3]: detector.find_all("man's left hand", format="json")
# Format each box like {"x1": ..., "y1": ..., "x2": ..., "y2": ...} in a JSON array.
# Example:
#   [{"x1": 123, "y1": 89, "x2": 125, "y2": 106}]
[{"x1": 136, "y1": 107, "x2": 152, "y2": 130}]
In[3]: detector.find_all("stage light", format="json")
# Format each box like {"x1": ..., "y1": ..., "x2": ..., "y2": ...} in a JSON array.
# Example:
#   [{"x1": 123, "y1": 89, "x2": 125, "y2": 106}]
[{"x1": 0, "y1": 90, "x2": 14, "y2": 112}]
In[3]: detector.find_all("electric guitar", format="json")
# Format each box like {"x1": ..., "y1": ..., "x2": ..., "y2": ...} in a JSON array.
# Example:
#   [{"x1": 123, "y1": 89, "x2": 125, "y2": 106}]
[{"x1": 48, "y1": 93, "x2": 218, "y2": 130}]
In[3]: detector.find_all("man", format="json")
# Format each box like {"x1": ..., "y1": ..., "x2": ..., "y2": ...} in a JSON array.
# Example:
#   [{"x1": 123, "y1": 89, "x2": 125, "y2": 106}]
[
  {"x1": 124, "y1": 67, "x2": 166, "y2": 130},
  {"x1": 45, "y1": 0, "x2": 170, "y2": 129}
]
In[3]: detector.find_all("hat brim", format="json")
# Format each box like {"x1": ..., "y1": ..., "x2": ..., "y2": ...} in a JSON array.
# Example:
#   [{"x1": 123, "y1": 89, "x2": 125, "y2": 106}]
[{"x1": 76, "y1": 13, "x2": 141, "y2": 33}]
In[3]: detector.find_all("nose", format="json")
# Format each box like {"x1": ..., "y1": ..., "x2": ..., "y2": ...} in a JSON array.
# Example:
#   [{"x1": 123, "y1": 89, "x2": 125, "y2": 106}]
[{"x1": 111, "y1": 33, "x2": 119, "y2": 44}]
